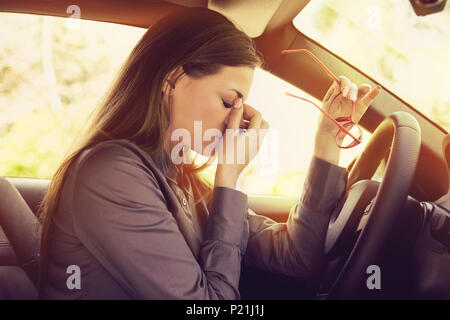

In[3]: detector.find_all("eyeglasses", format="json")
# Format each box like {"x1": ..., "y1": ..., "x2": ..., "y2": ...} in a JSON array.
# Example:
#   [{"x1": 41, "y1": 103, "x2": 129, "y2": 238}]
[{"x1": 281, "y1": 48, "x2": 363, "y2": 149}]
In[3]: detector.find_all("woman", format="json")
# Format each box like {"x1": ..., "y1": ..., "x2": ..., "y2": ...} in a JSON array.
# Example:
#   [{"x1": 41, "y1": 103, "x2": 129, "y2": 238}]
[{"x1": 37, "y1": 7, "x2": 380, "y2": 299}]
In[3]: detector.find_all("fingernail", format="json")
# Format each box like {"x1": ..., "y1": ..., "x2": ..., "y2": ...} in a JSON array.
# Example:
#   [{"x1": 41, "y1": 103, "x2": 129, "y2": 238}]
[
  {"x1": 234, "y1": 98, "x2": 242, "y2": 109},
  {"x1": 343, "y1": 86, "x2": 349, "y2": 98},
  {"x1": 350, "y1": 92, "x2": 357, "y2": 102}
]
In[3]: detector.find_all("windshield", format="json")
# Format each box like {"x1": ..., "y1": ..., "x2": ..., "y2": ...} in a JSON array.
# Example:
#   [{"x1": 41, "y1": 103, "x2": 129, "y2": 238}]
[{"x1": 294, "y1": 0, "x2": 450, "y2": 133}]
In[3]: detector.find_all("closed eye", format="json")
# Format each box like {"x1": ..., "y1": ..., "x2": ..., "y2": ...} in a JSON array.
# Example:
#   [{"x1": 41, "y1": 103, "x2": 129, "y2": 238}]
[{"x1": 222, "y1": 99, "x2": 233, "y2": 108}]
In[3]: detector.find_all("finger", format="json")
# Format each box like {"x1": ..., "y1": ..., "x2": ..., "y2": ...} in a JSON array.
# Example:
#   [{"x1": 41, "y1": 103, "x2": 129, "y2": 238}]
[
  {"x1": 360, "y1": 85, "x2": 382, "y2": 107},
  {"x1": 353, "y1": 85, "x2": 381, "y2": 122},
  {"x1": 349, "y1": 82, "x2": 358, "y2": 102},
  {"x1": 247, "y1": 105, "x2": 262, "y2": 130},
  {"x1": 357, "y1": 84, "x2": 371, "y2": 100},
  {"x1": 338, "y1": 75, "x2": 351, "y2": 98},
  {"x1": 259, "y1": 119, "x2": 270, "y2": 140},
  {"x1": 256, "y1": 119, "x2": 269, "y2": 135},
  {"x1": 323, "y1": 80, "x2": 340, "y2": 102},
  {"x1": 255, "y1": 119, "x2": 270, "y2": 148},
  {"x1": 227, "y1": 98, "x2": 243, "y2": 130},
  {"x1": 260, "y1": 119, "x2": 269, "y2": 130},
  {"x1": 242, "y1": 103, "x2": 261, "y2": 121}
]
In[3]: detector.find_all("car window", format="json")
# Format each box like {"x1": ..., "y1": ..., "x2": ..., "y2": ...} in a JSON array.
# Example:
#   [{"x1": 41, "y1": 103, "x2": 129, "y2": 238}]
[
  {"x1": 0, "y1": 13, "x2": 146, "y2": 179},
  {"x1": 0, "y1": 12, "x2": 370, "y2": 197},
  {"x1": 294, "y1": 0, "x2": 450, "y2": 133}
]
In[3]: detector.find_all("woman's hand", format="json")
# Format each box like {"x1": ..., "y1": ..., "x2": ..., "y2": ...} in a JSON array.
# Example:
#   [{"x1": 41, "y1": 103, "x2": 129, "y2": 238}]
[
  {"x1": 314, "y1": 75, "x2": 381, "y2": 165},
  {"x1": 214, "y1": 98, "x2": 269, "y2": 189},
  {"x1": 318, "y1": 75, "x2": 381, "y2": 136}
]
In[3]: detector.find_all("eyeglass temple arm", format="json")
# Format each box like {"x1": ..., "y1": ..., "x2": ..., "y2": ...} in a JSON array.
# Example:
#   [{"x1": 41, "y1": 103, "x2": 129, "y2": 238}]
[
  {"x1": 285, "y1": 92, "x2": 362, "y2": 142},
  {"x1": 281, "y1": 49, "x2": 340, "y2": 83}
]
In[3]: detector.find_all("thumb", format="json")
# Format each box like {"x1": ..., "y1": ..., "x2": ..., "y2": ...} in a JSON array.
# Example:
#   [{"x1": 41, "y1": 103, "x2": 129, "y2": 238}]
[{"x1": 227, "y1": 98, "x2": 243, "y2": 130}]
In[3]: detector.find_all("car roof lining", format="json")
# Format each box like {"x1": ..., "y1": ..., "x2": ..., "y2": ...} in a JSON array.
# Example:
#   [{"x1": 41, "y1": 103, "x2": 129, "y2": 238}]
[{"x1": 0, "y1": 0, "x2": 310, "y2": 37}]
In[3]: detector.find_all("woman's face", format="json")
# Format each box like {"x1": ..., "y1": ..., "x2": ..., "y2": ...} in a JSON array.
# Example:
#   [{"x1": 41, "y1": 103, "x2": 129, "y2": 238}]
[{"x1": 164, "y1": 65, "x2": 254, "y2": 156}]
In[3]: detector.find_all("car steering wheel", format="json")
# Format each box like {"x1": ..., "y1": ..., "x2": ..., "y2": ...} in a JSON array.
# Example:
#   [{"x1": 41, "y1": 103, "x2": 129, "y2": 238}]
[{"x1": 319, "y1": 111, "x2": 421, "y2": 299}]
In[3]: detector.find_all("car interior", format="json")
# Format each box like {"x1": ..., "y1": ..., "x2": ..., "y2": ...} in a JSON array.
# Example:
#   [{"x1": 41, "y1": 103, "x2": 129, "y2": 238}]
[{"x1": 0, "y1": 0, "x2": 449, "y2": 299}]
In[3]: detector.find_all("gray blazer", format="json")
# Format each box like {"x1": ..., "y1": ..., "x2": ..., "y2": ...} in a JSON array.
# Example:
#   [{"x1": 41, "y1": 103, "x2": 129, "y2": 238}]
[{"x1": 41, "y1": 138, "x2": 347, "y2": 299}]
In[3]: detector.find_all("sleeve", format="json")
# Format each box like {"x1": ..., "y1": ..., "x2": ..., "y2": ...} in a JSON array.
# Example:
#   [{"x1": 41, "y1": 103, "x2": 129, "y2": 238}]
[
  {"x1": 242, "y1": 155, "x2": 348, "y2": 282},
  {"x1": 71, "y1": 145, "x2": 248, "y2": 300}
]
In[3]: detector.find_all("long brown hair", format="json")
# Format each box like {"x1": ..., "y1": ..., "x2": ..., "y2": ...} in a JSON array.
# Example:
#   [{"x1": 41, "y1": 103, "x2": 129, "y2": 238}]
[{"x1": 36, "y1": 7, "x2": 263, "y2": 294}]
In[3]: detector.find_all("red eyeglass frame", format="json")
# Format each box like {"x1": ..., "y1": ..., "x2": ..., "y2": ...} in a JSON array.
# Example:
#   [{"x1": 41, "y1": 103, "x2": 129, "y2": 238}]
[{"x1": 281, "y1": 48, "x2": 363, "y2": 149}]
